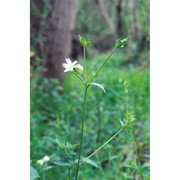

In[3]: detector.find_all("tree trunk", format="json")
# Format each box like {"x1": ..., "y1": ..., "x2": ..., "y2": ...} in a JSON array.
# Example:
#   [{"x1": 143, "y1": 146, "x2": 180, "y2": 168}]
[
  {"x1": 116, "y1": 0, "x2": 123, "y2": 38},
  {"x1": 44, "y1": 0, "x2": 79, "y2": 86},
  {"x1": 94, "y1": 0, "x2": 114, "y2": 32}
]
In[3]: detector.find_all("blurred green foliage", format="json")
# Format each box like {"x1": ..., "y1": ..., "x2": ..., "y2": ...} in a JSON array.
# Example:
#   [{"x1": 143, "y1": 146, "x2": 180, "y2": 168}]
[{"x1": 30, "y1": 52, "x2": 149, "y2": 179}]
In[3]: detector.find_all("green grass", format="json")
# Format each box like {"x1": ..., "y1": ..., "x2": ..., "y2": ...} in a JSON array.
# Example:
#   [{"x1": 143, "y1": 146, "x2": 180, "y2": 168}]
[{"x1": 30, "y1": 53, "x2": 150, "y2": 180}]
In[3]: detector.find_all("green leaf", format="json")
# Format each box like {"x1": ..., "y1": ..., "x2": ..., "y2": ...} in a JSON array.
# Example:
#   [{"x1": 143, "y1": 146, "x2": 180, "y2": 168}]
[
  {"x1": 89, "y1": 82, "x2": 106, "y2": 93},
  {"x1": 44, "y1": 165, "x2": 53, "y2": 171},
  {"x1": 123, "y1": 80, "x2": 129, "y2": 87},
  {"x1": 56, "y1": 139, "x2": 65, "y2": 149},
  {"x1": 78, "y1": 35, "x2": 87, "y2": 46},
  {"x1": 82, "y1": 158, "x2": 99, "y2": 168},
  {"x1": 109, "y1": 155, "x2": 119, "y2": 161},
  {"x1": 54, "y1": 160, "x2": 74, "y2": 167},
  {"x1": 124, "y1": 113, "x2": 136, "y2": 123},
  {"x1": 142, "y1": 163, "x2": 150, "y2": 169},
  {"x1": 30, "y1": 166, "x2": 40, "y2": 180},
  {"x1": 123, "y1": 125, "x2": 133, "y2": 130},
  {"x1": 119, "y1": 119, "x2": 125, "y2": 127},
  {"x1": 141, "y1": 164, "x2": 150, "y2": 177}
]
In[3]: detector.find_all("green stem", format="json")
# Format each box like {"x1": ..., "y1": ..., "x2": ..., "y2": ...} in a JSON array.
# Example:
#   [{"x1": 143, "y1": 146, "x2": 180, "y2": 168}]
[
  {"x1": 96, "y1": 103, "x2": 101, "y2": 144},
  {"x1": 84, "y1": 46, "x2": 87, "y2": 80},
  {"x1": 125, "y1": 91, "x2": 129, "y2": 114},
  {"x1": 90, "y1": 47, "x2": 117, "y2": 83},
  {"x1": 130, "y1": 130, "x2": 144, "y2": 180},
  {"x1": 82, "y1": 127, "x2": 123, "y2": 164},
  {"x1": 75, "y1": 86, "x2": 88, "y2": 180}
]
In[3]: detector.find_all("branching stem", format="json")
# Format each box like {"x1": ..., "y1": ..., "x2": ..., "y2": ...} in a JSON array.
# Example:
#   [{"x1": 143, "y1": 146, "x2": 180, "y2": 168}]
[
  {"x1": 75, "y1": 43, "x2": 118, "y2": 180},
  {"x1": 82, "y1": 127, "x2": 123, "y2": 164}
]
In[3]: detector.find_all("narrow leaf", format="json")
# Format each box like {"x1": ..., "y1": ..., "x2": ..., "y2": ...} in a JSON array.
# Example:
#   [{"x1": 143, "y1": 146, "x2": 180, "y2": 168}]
[
  {"x1": 30, "y1": 166, "x2": 40, "y2": 180},
  {"x1": 89, "y1": 82, "x2": 106, "y2": 93},
  {"x1": 123, "y1": 125, "x2": 133, "y2": 130},
  {"x1": 44, "y1": 166, "x2": 53, "y2": 171},
  {"x1": 119, "y1": 119, "x2": 125, "y2": 127},
  {"x1": 109, "y1": 155, "x2": 119, "y2": 160},
  {"x1": 141, "y1": 164, "x2": 150, "y2": 177},
  {"x1": 56, "y1": 139, "x2": 65, "y2": 149},
  {"x1": 53, "y1": 160, "x2": 73, "y2": 167},
  {"x1": 83, "y1": 158, "x2": 99, "y2": 168}
]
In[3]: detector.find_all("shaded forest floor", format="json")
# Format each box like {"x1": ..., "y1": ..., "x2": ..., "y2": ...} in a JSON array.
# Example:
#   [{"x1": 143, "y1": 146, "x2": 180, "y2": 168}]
[{"x1": 30, "y1": 53, "x2": 150, "y2": 179}]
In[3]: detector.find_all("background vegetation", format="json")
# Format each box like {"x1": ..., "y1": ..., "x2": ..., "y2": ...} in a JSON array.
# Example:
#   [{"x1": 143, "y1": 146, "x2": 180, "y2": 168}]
[{"x1": 30, "y1": 0, "x2": 149, "y2": 179}]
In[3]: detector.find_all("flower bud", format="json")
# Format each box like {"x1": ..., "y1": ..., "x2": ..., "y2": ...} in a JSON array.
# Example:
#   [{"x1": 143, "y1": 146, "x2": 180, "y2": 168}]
[
  {"x1": 37, "y1": 159, "x2": 44, "y2": 166},
  {"x1": 43, "y1": 155, "x2": 50, "y2": 162},
  {"x1": 74, "y1": 64, "x2": 84, "y2": 74}
]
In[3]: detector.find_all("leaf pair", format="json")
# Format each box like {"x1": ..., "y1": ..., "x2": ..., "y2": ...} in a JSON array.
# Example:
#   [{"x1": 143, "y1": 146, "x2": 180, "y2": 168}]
[
  {"x1": 54, "y1": 139, "x2": 78, "y2": 168},
  {"x1": 81, "y1": 158, "x2": 99, "y2": 168},
  {"x1": 56, "y1": 139, "x2": 78, "y2": 157},
  {"x1": 118, "y1": 114, "x2": 136, "y2": 130},
  {"x1": 119, "y1": 119, "x2": 133, "y2": 130}
]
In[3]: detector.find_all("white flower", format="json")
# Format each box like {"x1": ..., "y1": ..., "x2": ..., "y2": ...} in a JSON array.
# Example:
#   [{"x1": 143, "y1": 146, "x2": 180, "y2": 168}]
[
  {"x1": 43, "y1": 155, "x2": 50, "y2": 162},
  {"x1": 37, "y1": 159, "x2": 44, "y2": 166},
  {"x1": 62, "y1": 58, "x2": 77, "y2": 72},
  {"x1": 74, "y1": 64, "x2": 84, "y2": 74},
  {"x1": 37, "y1": 155, "x2": 50, "y2": 166},
  {"x1": 62, "y1": 58, "x2": 84, "y2": 74}
]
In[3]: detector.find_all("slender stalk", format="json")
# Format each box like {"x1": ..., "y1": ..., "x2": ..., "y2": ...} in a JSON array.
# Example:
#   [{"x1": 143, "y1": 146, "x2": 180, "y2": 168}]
[
  {"x1": 90, "y1": 47, "x2": 117, "y2": 83},
  {"x1": 75, "y1": 86, "x2": 88, "y2": 180},
  {"x1": 130, "y1": 130, "x2": 145, "y2": 180},
  {"x1": 84, "y1": 46, "x2": 87, "y2": 80},
  {"x1": 125, "y1": 91, "x2": 129, "y2": 114},
  {"x1": 82, "y1": 127, "x2": 123, "y2": 164},
  {"x1": 96, "y1": 103, "x2": 101, "y2": 144}
]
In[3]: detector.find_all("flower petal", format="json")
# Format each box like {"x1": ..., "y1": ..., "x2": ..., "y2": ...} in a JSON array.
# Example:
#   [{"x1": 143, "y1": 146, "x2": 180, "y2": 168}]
[
  {"x1": 72, "y1": 61, "x2": 77, "y2": 65},
  {"x1": 66, "y1": 58, "x2": 71, "y2": 64},
  {"x1": 62, "y1": 63, "x2": 68, "y2": 68}
]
